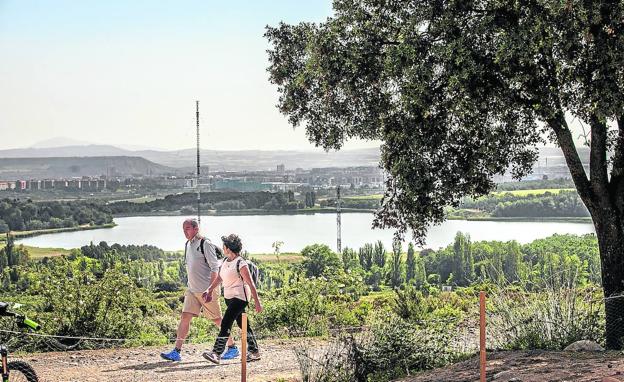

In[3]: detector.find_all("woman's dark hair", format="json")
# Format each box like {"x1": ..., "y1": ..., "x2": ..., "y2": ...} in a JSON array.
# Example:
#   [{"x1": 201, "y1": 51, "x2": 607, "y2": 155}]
[{"x1": 221, "y1": 234, "x2": 242, "y2": 254}]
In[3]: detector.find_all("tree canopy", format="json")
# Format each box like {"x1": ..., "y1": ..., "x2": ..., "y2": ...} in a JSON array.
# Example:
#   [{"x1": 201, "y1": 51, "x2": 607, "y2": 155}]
[
  {"x1": 267, "y1": 0, "x2": 624, "y2": 348},
  {"x1": 266, "y1": 0, "x2": 623, "y2": 242}
]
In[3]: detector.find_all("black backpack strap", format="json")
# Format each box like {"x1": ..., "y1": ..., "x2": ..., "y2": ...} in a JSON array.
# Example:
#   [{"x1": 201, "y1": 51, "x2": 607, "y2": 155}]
[
  {"x1": 199, "y1": 238, "x2": 213, "y2": 266},
  {"x1": 199, "y1": 238, "x2": 206, "y2": 255},
  {"x1": 236, "y1": 258, "x2": 249, "y2": 302}
]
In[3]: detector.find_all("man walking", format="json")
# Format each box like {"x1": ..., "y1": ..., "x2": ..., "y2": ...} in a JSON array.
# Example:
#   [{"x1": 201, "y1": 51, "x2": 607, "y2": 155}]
[{"x1": 160, "y1": 218, "x2": 240, "y2": 361}]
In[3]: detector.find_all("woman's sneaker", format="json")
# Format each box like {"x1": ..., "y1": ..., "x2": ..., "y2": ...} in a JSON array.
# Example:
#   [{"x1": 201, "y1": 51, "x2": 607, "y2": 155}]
[
  {"x1": 246, "y1": 351, "x2": 261, "y2": 362},
  {"x1": 221, "y1": 345, "x2": 240, "y2": 360},
  {"x1": 160, "y1": 348, "x2": 182, "y2": 362},
  {"x1": 202, "y1": 350, "x2": 221, "y2": 365}
]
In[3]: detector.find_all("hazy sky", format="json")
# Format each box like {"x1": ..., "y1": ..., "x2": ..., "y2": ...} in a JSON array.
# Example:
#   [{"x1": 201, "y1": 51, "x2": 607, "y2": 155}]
[{"x1": 0, "y1": 0, "x2": 381, "y2": 151}]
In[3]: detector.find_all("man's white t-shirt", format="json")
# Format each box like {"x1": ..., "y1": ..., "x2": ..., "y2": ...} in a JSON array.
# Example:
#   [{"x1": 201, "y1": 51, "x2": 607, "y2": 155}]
[
  {"x1": 220, "y1": 257, "x2": 251, "y2": 301},
  {"x1": 185, "y1": 236, "x2": 219, "y2": 293}
]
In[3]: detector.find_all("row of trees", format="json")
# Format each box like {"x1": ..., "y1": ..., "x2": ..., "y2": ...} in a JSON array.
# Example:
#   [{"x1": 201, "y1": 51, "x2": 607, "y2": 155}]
[
  {"x1": 1, "y1": 239, "x2": 185, "y2": 293},
  {"x1": 109, "y1": 191, "x2": 300, "y2": 214},
  {"x1": 495, "y1": 179, "x2": 576, "y2": 192},
  {"x1": 420, "y1": 233, "x2": 600, "y2": 288},
  {"x1": 289, "y1": 233, "x2": 600, "y2": 294},
  {"x1": 0, "y1": 198, "x2": 112, "y2": 232},
  {"x1": 321, "y1": 197, "x2": 380, "y2": 210},
  {"x1": 461, "y1": 191, "x2": 590, "y2": 217},
  {"x1": 2, "y1": 232, "x2": 600, "y2": 296}
]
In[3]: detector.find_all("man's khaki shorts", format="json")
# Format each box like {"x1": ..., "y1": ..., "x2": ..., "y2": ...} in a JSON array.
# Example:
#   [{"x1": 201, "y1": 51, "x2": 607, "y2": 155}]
[{"x1": 182, "y1": 288, "x2": 222, "y2": 320}]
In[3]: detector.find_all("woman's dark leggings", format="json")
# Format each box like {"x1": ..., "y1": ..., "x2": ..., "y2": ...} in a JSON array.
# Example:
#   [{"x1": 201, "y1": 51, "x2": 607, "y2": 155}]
[{"x1": 213, "y1": 297, "x2": 258, "y2": 354}]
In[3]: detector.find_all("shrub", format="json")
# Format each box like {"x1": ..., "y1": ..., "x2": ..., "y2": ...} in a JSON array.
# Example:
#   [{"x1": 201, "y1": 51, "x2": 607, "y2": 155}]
[{"x1": 488, "y1": 285, "x2": 604, "y2": 350}]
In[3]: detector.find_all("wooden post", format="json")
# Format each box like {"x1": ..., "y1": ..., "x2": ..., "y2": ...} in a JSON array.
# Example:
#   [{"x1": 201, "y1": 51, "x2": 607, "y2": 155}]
[
  {"x1": 241, "y1": 313, "x2": 247, "y2": 382},
  {"x1": 479, "y1": 291, "x2": 486, "y2": 382}
]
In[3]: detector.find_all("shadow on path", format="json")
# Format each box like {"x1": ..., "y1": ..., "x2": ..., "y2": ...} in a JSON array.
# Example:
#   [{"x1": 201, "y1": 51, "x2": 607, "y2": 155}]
[{"x1": 102, "y1": 360, "x2": 225, "y2": 373}]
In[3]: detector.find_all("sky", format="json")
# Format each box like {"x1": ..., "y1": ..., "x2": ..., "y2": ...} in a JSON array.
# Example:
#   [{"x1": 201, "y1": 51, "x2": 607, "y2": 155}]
[{"x1": 0, "y1": 0, "x2": 381, "y2": 151}]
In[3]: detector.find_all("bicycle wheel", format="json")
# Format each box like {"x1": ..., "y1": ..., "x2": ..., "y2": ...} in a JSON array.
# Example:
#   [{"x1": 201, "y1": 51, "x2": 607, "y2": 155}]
[{"x1": 7, "y1": 360, "x2": 39, "y2": 382}]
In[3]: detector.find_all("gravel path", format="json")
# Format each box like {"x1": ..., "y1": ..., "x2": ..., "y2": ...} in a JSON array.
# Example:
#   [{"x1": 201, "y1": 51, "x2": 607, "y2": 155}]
[{"x1": 15, "y1": 339, "x2": 312, "y2": 382}]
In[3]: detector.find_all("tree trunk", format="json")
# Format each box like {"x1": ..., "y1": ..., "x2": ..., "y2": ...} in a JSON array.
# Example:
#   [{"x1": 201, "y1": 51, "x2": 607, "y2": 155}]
[{"x1": 594, "y1": 211, "x2": 624, "y2": 349}]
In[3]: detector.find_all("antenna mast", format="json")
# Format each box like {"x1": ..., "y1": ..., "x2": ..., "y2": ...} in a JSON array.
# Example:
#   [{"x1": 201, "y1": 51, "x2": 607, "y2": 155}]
[
  {"x1": 336, "y1": 185, "x2": 342, "y2": 253},
  {"x1": 196, "y1": 100, "x2": 201, "y2": 225}
]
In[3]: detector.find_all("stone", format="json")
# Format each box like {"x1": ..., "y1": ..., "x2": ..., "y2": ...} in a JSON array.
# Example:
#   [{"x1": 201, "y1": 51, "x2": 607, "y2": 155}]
[
  {"x1": 564, "y1": 340, "x2": 605, "y2": 352},
  {"x1": 493, "y1": 370, "x2": 521, "y2": 381}
]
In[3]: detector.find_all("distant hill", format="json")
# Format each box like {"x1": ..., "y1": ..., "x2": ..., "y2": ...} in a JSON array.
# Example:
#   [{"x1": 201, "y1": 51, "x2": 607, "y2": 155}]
[
  {"x1": 0, "y1": 145, "x2": 131, "y2": 158},
  {"x1": 0, "y1": 156, "x2": 175, "y2": 179},
  {"x1": 0, "y1": 145, "x2": 382, "y2": 171},
  {"x1": 0, "y1": 144, "x2": 590, "y2": 173},
  {"x1": 30, "y1": 137, "x2": 93, "y2": 148}
]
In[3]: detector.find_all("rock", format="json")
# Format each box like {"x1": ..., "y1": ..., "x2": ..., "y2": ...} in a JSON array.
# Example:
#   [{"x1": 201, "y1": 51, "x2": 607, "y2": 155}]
[
  {"x1": 564, "y1": 340, "x2": 605, "y2": 352},
  {"x1": 493, "y1": 370, "x2": 521, "y2": 381}
]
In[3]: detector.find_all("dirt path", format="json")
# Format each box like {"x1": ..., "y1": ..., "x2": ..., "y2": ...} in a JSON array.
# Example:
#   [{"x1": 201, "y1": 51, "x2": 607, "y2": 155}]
[
  {"x1": 400, "y1": 350, "x2": 624, "y2": 382},
  {"x1": 15, "y1": 339, "x2": 309, "y2": 382},
  {"x1": 17, "y1": 342, "x2": 624, "y2": 382}
]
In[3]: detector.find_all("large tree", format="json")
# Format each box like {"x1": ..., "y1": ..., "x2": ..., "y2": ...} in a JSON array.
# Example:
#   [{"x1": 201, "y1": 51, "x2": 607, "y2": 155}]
[{"x1": 266, "y1": 0, "x2": 624, "y2": 348}]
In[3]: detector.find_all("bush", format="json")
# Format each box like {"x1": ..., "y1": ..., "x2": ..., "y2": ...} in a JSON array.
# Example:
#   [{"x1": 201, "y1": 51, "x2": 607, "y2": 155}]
[
  {"x1": 0, "y1": 219, "x2": 9, "y2": 233},
  {"x1": 351, "y1": 312, "x2": 460, "y2": 381},
  {"x1": 48, "y1": 217, "x2": 64, "y2": 228},
  {"x1": 37, "y1": 265, "x2": 156, "y2": 345},
  {"x1": 214, "y1": 200, "x2": 247, "y2": 210},
  {"x1": 301, "y1": 244, "x2": 341, "y2": 278},
  {"x1": 26, "y1": 219, "x2": 47, "y2": 230},
  {"x1": 179, "y1": 205, "x2": 195, "y2": 215},
  {"x1": 295, "y1": 337, "x2": 357, "y2": 382},
  {"x1": 488, "y1": 285, "x2": 604, "y2": 350},
  {"x1": 297, "y1": 311, "x2": 462, "y2": 382}
]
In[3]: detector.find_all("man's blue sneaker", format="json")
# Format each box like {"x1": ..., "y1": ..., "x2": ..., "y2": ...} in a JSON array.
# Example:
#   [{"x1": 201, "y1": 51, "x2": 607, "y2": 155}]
[
  {"x1": 160, "y1": 348, "x2": 182, "y2": 362},
  {"x1": 221, "y1": 345, "x2": 240, "y2": 360}
]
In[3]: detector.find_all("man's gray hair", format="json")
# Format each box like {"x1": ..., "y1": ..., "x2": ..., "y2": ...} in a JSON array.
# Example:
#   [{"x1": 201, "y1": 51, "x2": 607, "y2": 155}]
[{"x1": 182, "y1": 218, "x2": 199, "y2": 228}]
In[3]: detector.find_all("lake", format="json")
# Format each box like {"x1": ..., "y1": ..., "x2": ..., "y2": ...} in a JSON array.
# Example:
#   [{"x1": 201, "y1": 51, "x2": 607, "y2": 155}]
[{"x1": 16, "y1": 213, "x2": 596, "y2": 253}]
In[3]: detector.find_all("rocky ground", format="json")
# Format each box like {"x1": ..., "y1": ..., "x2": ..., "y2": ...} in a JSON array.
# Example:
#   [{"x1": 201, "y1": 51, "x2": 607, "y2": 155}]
[
  {"x1": 401, "y1": 350, "x2": 624, "y2": 382},
  {"x1": 15, "y1": 339, "x2": 309, "y2": 382}
]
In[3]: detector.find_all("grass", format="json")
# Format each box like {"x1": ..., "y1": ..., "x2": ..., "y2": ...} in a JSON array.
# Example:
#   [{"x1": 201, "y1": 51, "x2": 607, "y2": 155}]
[
  {"x1": 492, "y1": 188, "x2": 575, "y2": 196},
  {"x1": 0, "y1": 242, "x2": 70, "y2": 258},
  {"x1": 249, "y1": 252, "x2": 303, "y2": 263},
  {"x1": 113, "y1": 196, "x2": 160, "y2": 204},
  {"x1": 2, "y1": 244, "x2": 303, "y2": 262},
  {"x1": 344, "y1": 194, "x2": 383, "y2": 200},
  {"x1": 6, "y1": 223, "x2": 116, "y2": 239},
  {"x1": 22, "y1": 245, "x2": 71, "y2": 258},
  {"x1": 336, "y1": 188, "x2": 575, "y2": 201}
]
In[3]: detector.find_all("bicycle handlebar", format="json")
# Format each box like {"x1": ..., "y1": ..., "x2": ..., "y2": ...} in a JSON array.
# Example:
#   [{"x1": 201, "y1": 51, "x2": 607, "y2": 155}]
[
  {"x1": 17, "y1": 315, "x2": 41, "y2": 331},
  {"x1": 0, "y1": 302, "x2": 41, "y2": 331}
]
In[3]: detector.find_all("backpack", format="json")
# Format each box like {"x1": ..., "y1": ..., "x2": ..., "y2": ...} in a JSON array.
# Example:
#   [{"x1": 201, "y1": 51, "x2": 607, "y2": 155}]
[
  {"x1": 184, "y1": 238, "x2": 223, "y2": 269},
  {"x1": 236, "y1": 258, "x2": 260, "y2": 288},
  {"x1": 199, "y1": 238, "x2": 224, "y2": 260},
  {"x1": 235, "y1": 258, "x2": 260, "y2": 302}
]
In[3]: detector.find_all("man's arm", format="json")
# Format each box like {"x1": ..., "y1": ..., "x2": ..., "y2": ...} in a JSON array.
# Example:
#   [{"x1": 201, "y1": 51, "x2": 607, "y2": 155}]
[{"x1": 207, "y1": 271, "x2": 220, "y2": 292}]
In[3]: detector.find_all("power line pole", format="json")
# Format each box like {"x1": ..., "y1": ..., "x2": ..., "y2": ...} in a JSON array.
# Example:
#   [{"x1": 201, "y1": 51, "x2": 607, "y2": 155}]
[
  {"x1": 336, "y1": 184, "x2": 342, "y2": 253},
  {"x1": 196, "y1": 100, "x2": 201, "y2": 225}
]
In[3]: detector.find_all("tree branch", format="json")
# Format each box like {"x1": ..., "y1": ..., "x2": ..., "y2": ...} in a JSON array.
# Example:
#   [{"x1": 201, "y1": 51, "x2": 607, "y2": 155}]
[
  {"x1": 549, "y1": 112, "x2": 594, "y2": 208},
  {"x1": 589, "y1": 114, "x2": 609, "y2": 199}
]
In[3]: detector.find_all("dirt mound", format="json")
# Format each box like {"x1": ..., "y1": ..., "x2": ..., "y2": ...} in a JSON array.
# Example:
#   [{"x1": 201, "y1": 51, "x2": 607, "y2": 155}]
[{"x1": 400, "y1": 350, "x2": 624, "y2": 382}]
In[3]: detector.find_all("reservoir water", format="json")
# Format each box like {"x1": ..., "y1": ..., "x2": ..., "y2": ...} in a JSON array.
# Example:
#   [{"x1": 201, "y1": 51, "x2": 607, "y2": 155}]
[{"x1": 17, "y1": 213, "x2": 596, "y2": 253}]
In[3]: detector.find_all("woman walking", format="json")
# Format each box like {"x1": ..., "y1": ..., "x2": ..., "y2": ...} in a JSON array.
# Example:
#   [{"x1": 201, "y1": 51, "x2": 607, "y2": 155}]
[{"x1": 202, "y1": 234, "x2": 262, "y2": 364}]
